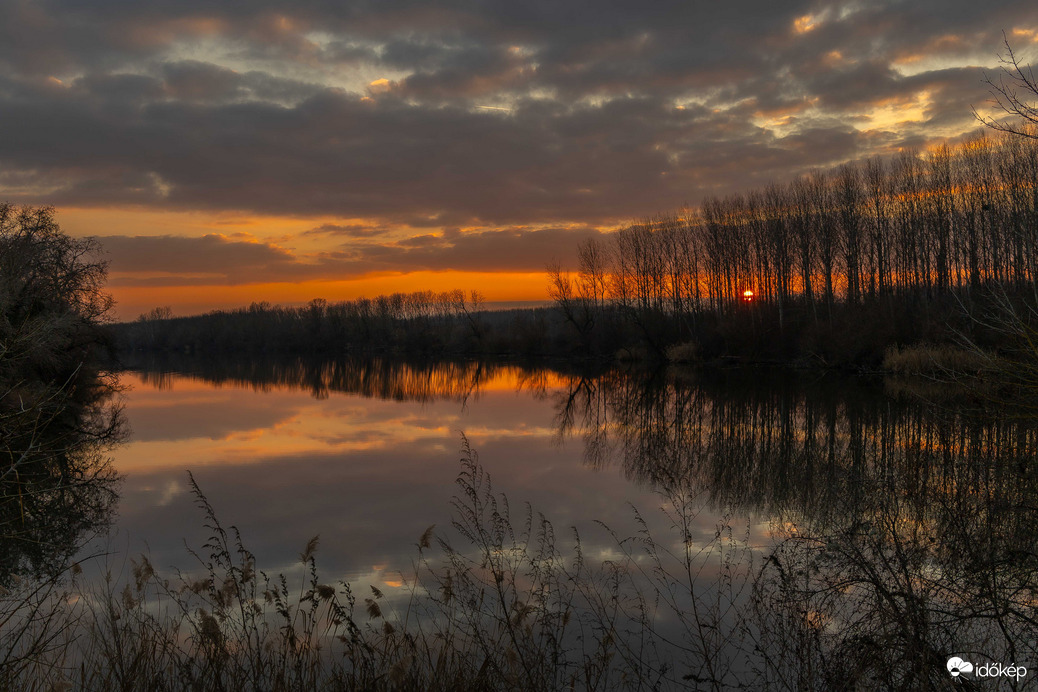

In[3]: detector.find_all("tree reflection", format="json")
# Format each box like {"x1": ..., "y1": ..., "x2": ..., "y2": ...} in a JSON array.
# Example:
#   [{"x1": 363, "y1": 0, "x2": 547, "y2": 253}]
[
  {"x1": 0, "y1": 368, "x2": 123, "y2": 582},
  {"x1": 116, "y1": 354, "x2": 1038, "y2": 686},
  {"x1": 125, "y1": 352, "x2": 576, "y2": 405},
  {"x1": 553, "y1": 368, "x2": 1038, "y2": 689}
]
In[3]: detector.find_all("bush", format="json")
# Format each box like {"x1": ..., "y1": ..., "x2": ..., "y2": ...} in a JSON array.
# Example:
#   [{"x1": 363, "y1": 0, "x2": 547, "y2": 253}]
[{"x1": 0, "y1": 204, "x2": 122, "y2": 580}]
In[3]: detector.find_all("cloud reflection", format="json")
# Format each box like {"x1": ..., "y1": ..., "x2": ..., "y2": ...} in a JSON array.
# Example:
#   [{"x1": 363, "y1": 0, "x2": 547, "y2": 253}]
[{"x1": 113, "y1": 364, "x2": 687, "y2": 586}]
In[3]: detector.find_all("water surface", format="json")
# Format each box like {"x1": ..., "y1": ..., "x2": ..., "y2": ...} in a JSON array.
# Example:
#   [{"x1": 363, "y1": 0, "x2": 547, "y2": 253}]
[
  {"x1": 105, "y1": 356, "x2": 1038, "y2": 688},
  {"x1": 113, "y1": 359, "x2": 735, "y2": 588}
]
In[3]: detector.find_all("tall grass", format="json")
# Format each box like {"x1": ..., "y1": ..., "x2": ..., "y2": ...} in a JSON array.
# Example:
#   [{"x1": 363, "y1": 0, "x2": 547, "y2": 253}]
[
  {"x1": 1, "y1": 438, "x2": 757, "y2": 691},
  {"x1": 5, "y1": 435, "x2": 1031, "y2": 690}
]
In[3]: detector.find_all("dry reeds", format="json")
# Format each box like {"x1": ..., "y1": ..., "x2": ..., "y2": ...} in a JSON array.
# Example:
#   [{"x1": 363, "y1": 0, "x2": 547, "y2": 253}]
[
  {"x1": 880, "y1": 343, "x2": 992, "y2": 377},
  {"x1": 6, "y1": 433, "x2": 1033, "y2": 690},
  {"x1": 1, "y1": 438, "x2": 751, "y2": 691}
]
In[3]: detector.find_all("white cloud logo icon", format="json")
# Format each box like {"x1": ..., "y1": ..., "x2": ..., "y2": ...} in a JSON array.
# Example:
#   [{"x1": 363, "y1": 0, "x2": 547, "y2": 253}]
[{"x1": 947, "y1": 657, "x2": 974, "y2": 677}]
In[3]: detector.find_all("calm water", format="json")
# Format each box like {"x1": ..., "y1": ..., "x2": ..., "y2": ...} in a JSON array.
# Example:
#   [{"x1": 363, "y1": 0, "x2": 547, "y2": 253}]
[
  {"x1": 93, "y1": 357, "x2": 1038, "y2": 686},
  {"x1": 111, "y1": 359, "x2": 770, "y2": 589}
]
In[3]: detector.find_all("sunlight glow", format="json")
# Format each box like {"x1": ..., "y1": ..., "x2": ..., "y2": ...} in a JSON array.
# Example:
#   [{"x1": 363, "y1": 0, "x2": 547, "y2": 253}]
[
  {"x1": 793, "y1": 14, "x2": 820, "y2": 34},
  {"x1": 1011, "y1": 28, "x2": 1038, "y2": 43},
  {"x1": 857, "y1": 92, "x2": 931, "y2": 131},
  {"x1": 107, "y1": 271, "x2": 551, "y2": 320}
]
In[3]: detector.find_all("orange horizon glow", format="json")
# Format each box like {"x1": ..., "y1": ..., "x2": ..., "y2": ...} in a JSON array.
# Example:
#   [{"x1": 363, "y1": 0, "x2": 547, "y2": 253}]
[
  {"x1": 108, "y1": 270, "x2": 553, "y2": 321},
  {"x1": 52, "y1": 207, "x2": 568, "y2": 320}
]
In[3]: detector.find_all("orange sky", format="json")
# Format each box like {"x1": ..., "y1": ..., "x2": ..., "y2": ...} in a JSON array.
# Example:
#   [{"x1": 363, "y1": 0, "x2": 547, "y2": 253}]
[
  {"x1": 108, "y1": 271, "x2": 552, "y2": 319},
  {"x1": 4, "y1": 3, "x2": 1035, "y2": 319},
  {"x1": 58, "y1": 208, "x2": 562, "y2": 319}
]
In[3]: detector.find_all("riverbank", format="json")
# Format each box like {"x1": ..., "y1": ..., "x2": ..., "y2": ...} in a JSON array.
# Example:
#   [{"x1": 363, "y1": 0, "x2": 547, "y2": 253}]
[{"x1": 110, "y1": 288, "x2": 1026, "y2": 382}]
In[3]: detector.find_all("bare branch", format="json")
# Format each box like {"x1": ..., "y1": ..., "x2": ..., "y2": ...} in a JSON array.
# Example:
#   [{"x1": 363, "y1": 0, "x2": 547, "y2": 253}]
[{"x1": 976, "y1": 32, "x2": 1038, "y2": 139}]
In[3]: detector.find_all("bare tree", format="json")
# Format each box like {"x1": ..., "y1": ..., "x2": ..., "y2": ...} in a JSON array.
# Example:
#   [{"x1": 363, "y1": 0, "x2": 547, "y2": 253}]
[
  {"x1": 548, "y1": 261, "x2": 595, "y2": 348},
  {"x1": 977, "y1": 33, "x2": 1038, "y2": 139}
]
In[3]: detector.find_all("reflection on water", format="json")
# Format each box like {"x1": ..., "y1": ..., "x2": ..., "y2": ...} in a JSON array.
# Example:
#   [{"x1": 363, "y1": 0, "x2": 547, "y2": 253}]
[
  {"x1": 0, "y1": 369, "x2": 122, "y2": 582},
  {"x1": 553, "y1": 367, "x2": 1038, "y2": 688},
  {"x1": 112, "y1": 356, "x2": 1038, "y2": 688},
  {"x1": 112, "y1": 357, "x2": 633, "y2": 594},
  {"x1": 126, "y1": 352, "x2": 568, "y2": 403},
  {"x1": 556, "y1": 368, "x2": 1037, "y2": 515}
]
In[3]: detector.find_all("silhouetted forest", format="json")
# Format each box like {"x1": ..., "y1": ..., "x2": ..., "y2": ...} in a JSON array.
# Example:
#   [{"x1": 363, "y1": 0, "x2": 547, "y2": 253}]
[
  {"x1": 549, "y1": 131, "x2": 1038, "y2": 366},
  {"x1": 117, "y1": 131, "x2": 1038, "y2": 370},
  {"x1": 114, "y1": 292, "x2": 572, "y2": 359}
]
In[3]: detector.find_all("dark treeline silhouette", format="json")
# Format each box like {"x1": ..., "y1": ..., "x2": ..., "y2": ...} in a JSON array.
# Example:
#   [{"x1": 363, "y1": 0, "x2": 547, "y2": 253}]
[
  {"x1": 115, "y1": 291, "x2": 572, "y2": 359},
  {"x1": 550, "y1": 367, "x2": 1038, "y2": 688},
  {"x1": 0, "y1": 204, "x2": 123, "y2": 581},
  {"x1": 551, "y1": 131, "x2": 1038, "y2": 366},
  {"x1": 117, "y1": 131, "x2": 1038, "y2": 370}
]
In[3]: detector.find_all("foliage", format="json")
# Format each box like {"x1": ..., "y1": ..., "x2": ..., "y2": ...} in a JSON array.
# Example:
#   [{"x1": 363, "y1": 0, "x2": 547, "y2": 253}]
[
  {"x1": 880, "y1": 343, "x2": 992, "y2": 377},
  {"x1": 0, "y1": 204, "x2": 112, "y2": 374},
  {"x1": 0, "y1": 205, "x2": 122, "y2": 579}
]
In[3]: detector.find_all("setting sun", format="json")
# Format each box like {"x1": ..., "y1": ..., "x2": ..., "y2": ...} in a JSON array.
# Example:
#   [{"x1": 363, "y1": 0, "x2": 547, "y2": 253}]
[{"x1": 5, "y1": 1, "x2": 1038, "y2": 688}]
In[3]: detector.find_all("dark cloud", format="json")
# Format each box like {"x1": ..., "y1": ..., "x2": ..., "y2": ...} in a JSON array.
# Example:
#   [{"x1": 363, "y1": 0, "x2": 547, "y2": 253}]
[
  {"x1": 101, "y1": 226, "x2": 606, "y2": 285},
  {"x1": 103, "y1": 234, "x2": 296, "y2": 283},
  {"x1": 161, "y1": 60, "x2": 241, "y2": 101},
  {"x1": 0, "y1": 84, "x2": 750, "y2": 223},
  {"x1": 304, "y1": 223, "x2": 388, "y2": 238},
  {"x1": 1, "y1": 0, "x2": 1037, "y2": 226},
  {"x1": 353, "y1": 226, "x2": 607, "y2": 271}
]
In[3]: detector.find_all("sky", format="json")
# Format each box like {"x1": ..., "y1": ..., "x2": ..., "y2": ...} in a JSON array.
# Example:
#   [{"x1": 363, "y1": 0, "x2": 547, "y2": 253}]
[{"x1": 2, "y1": 0, "x2": 1037, "y2": 319}]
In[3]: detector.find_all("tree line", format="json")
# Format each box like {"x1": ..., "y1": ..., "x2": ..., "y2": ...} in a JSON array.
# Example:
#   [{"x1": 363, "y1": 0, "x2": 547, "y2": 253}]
[
  {"x1": 551, "y1": 131, "x2": 1038, "y2": 365},
  {"x1": 122, "y1": 130, "x2": 1038, "y2": 368},
  {"x1": 116, "y1": 290, "x2": 571, "y2": 358}
]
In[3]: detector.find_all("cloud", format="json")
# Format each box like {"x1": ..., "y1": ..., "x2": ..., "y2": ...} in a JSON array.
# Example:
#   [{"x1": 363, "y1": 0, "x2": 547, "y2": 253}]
[
  {"x1": 349, "y1": 226, "x2": 607, "y2": 272},
  {"x1": 103, "y1": 234, "x2": 297, "y2": 284},
  {"x1": 303, "y1": 223, "x2": 388, "y2": 238},
  {"x1": 0, "y1": 83, "x2": 756, "y2": 223},
  {"x1": 100, "y1": 225, "x2": 607, "y2": 286},
  {"x1": 1, "y1": 0, "x2": 1037, "y2": 228}
]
